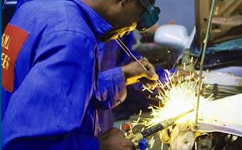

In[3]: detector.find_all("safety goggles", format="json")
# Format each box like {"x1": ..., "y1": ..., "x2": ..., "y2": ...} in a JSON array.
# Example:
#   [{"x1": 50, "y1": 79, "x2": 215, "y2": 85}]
[{"x1": 136, "y1": 0, "x2": 160, "y2": 31}]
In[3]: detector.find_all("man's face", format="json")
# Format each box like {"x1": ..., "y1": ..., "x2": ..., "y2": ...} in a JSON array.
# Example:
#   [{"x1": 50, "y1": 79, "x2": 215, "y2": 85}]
[{"x1": 99, "y1": 0, "x2": 148, "y2": 42}]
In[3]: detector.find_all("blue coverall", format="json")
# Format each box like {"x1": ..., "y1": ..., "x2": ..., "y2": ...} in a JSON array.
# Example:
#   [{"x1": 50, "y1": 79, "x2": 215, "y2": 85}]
[
  {"x1": 98, "y1": 33, "x2": 137, "y2": 133},
  {"x1": 1, "y1": 0, "x2": 126, "y2": 149}
]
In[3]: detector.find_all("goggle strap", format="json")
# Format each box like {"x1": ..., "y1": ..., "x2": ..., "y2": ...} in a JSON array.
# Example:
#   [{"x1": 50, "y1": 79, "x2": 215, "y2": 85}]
[{"x1": 138, "y1": 0, "x2": 153, "y2": 11}]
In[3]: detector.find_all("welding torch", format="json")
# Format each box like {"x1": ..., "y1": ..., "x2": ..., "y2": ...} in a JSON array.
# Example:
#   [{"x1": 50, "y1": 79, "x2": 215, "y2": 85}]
[{"x1": 126, "y1": 109, "x2": 193, "y2": 142}]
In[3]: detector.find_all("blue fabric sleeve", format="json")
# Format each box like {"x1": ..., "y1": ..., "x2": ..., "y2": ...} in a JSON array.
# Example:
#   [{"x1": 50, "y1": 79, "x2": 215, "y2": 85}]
[
  {"x1": 6, "y1": 135, "x2": 99, "y2": 150},
  {"x1": 98, "y1": 67, "x2": 126, "y2": 109},
  {"x1": 2, "y1": 31, "x2": 99, "y2": 150}
]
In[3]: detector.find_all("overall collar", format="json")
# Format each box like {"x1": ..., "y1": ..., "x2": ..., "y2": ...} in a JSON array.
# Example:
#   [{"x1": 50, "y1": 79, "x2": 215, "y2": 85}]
[{"x1": 72, "y1": 0, "x2": 112, "y2": 38}]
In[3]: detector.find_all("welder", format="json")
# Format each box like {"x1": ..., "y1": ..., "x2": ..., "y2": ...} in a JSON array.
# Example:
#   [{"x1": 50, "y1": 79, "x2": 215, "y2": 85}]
[{"x1": 1, "y1": 0, "x2": 160, "y2": 150}]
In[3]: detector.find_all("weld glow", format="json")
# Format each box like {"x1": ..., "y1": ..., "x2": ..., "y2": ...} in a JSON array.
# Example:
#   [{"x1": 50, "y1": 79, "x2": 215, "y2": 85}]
[{"x1": 139, "y1": 71, "x2": 212, "y2": 127}]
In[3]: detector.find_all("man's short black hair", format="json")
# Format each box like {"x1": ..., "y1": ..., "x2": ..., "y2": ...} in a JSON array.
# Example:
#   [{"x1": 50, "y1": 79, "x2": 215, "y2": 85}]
[{"x1": 148, "y1": 0, "x2": 155, "y2": 5}]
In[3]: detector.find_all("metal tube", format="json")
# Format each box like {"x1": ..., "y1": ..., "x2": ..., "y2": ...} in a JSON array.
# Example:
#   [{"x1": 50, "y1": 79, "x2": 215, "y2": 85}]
[
  {"x1": 195, "y1": 0, "x2": 217, "y2": 126},
  {"x1": 129, "y1": 109, "x2": 193, "y2": 142}
]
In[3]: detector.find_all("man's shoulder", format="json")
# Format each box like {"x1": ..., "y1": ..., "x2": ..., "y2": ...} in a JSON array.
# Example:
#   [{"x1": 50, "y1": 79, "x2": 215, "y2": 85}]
[{"x1": 13, "y1": 0, "x2": 95, "y2": 43}]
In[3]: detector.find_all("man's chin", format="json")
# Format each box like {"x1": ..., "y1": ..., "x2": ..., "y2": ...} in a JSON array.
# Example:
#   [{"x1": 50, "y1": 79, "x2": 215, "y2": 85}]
[{"x1": 98, "y1": 26, "x2": 127, "y2": 42}]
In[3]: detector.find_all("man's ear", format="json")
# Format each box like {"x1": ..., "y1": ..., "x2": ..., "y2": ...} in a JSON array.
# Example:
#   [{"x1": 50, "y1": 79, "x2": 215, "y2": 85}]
[{"x1": 119, "y1": 0, "x2": 132, "y2": 7}]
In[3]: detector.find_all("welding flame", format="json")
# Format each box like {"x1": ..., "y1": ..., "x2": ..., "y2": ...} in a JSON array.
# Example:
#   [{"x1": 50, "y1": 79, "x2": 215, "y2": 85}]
[{"x1": 134, "y1": 70, "x2": 213, "y2": 128}]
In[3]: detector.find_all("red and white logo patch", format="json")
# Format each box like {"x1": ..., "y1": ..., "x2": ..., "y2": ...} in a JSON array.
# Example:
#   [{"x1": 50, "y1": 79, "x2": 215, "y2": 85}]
[{"x1": 2, "y1": 24, "x2": 29, "y2": 92}]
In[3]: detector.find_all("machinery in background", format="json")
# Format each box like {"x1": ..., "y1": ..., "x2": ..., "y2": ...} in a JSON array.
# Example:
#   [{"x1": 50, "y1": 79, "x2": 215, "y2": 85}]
[
  {"x1": 154, "y1": 25, "x2": 242, "y2": 100},
  {"x1": 149, "y1": 0, "x2": 242, "y2": 149},
  {"x1": 154, "y1": 0, "x2": 242, "y2": 99}
]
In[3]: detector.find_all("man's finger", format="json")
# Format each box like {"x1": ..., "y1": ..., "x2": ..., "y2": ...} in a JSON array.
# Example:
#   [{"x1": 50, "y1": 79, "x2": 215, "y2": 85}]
[{"x1": 144, "y1": 70, "x2": 158, "y2": 80}]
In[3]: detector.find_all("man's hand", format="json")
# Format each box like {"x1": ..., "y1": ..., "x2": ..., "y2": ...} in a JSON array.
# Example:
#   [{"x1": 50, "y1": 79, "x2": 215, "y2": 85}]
[
  {"x1": 98, "y1": 128, "x2": 135, "y2": 150},
  {"x1": 121, "y1": 58, "x2": 158, "y2": 90}
]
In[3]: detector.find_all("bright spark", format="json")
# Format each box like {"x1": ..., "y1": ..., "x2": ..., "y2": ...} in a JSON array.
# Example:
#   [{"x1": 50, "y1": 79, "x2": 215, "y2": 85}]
[{"x1": 137, "y1": 70, "x2": 213, "y2": 128}]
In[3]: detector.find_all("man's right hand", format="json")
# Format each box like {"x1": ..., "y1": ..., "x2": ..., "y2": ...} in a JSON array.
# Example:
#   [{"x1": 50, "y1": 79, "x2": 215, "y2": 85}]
[
  {"x1": 121, "y1": 58, "x2": 158, "y2": 90},
  {"x1": 98, "y1": 128, "x2": 135, "y2": 150}
]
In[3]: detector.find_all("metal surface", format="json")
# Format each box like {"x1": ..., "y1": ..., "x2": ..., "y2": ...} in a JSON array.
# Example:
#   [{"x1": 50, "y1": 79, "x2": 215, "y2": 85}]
[{"x1": 195, "y1": 94, "x2": 242, "y2": 137}]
